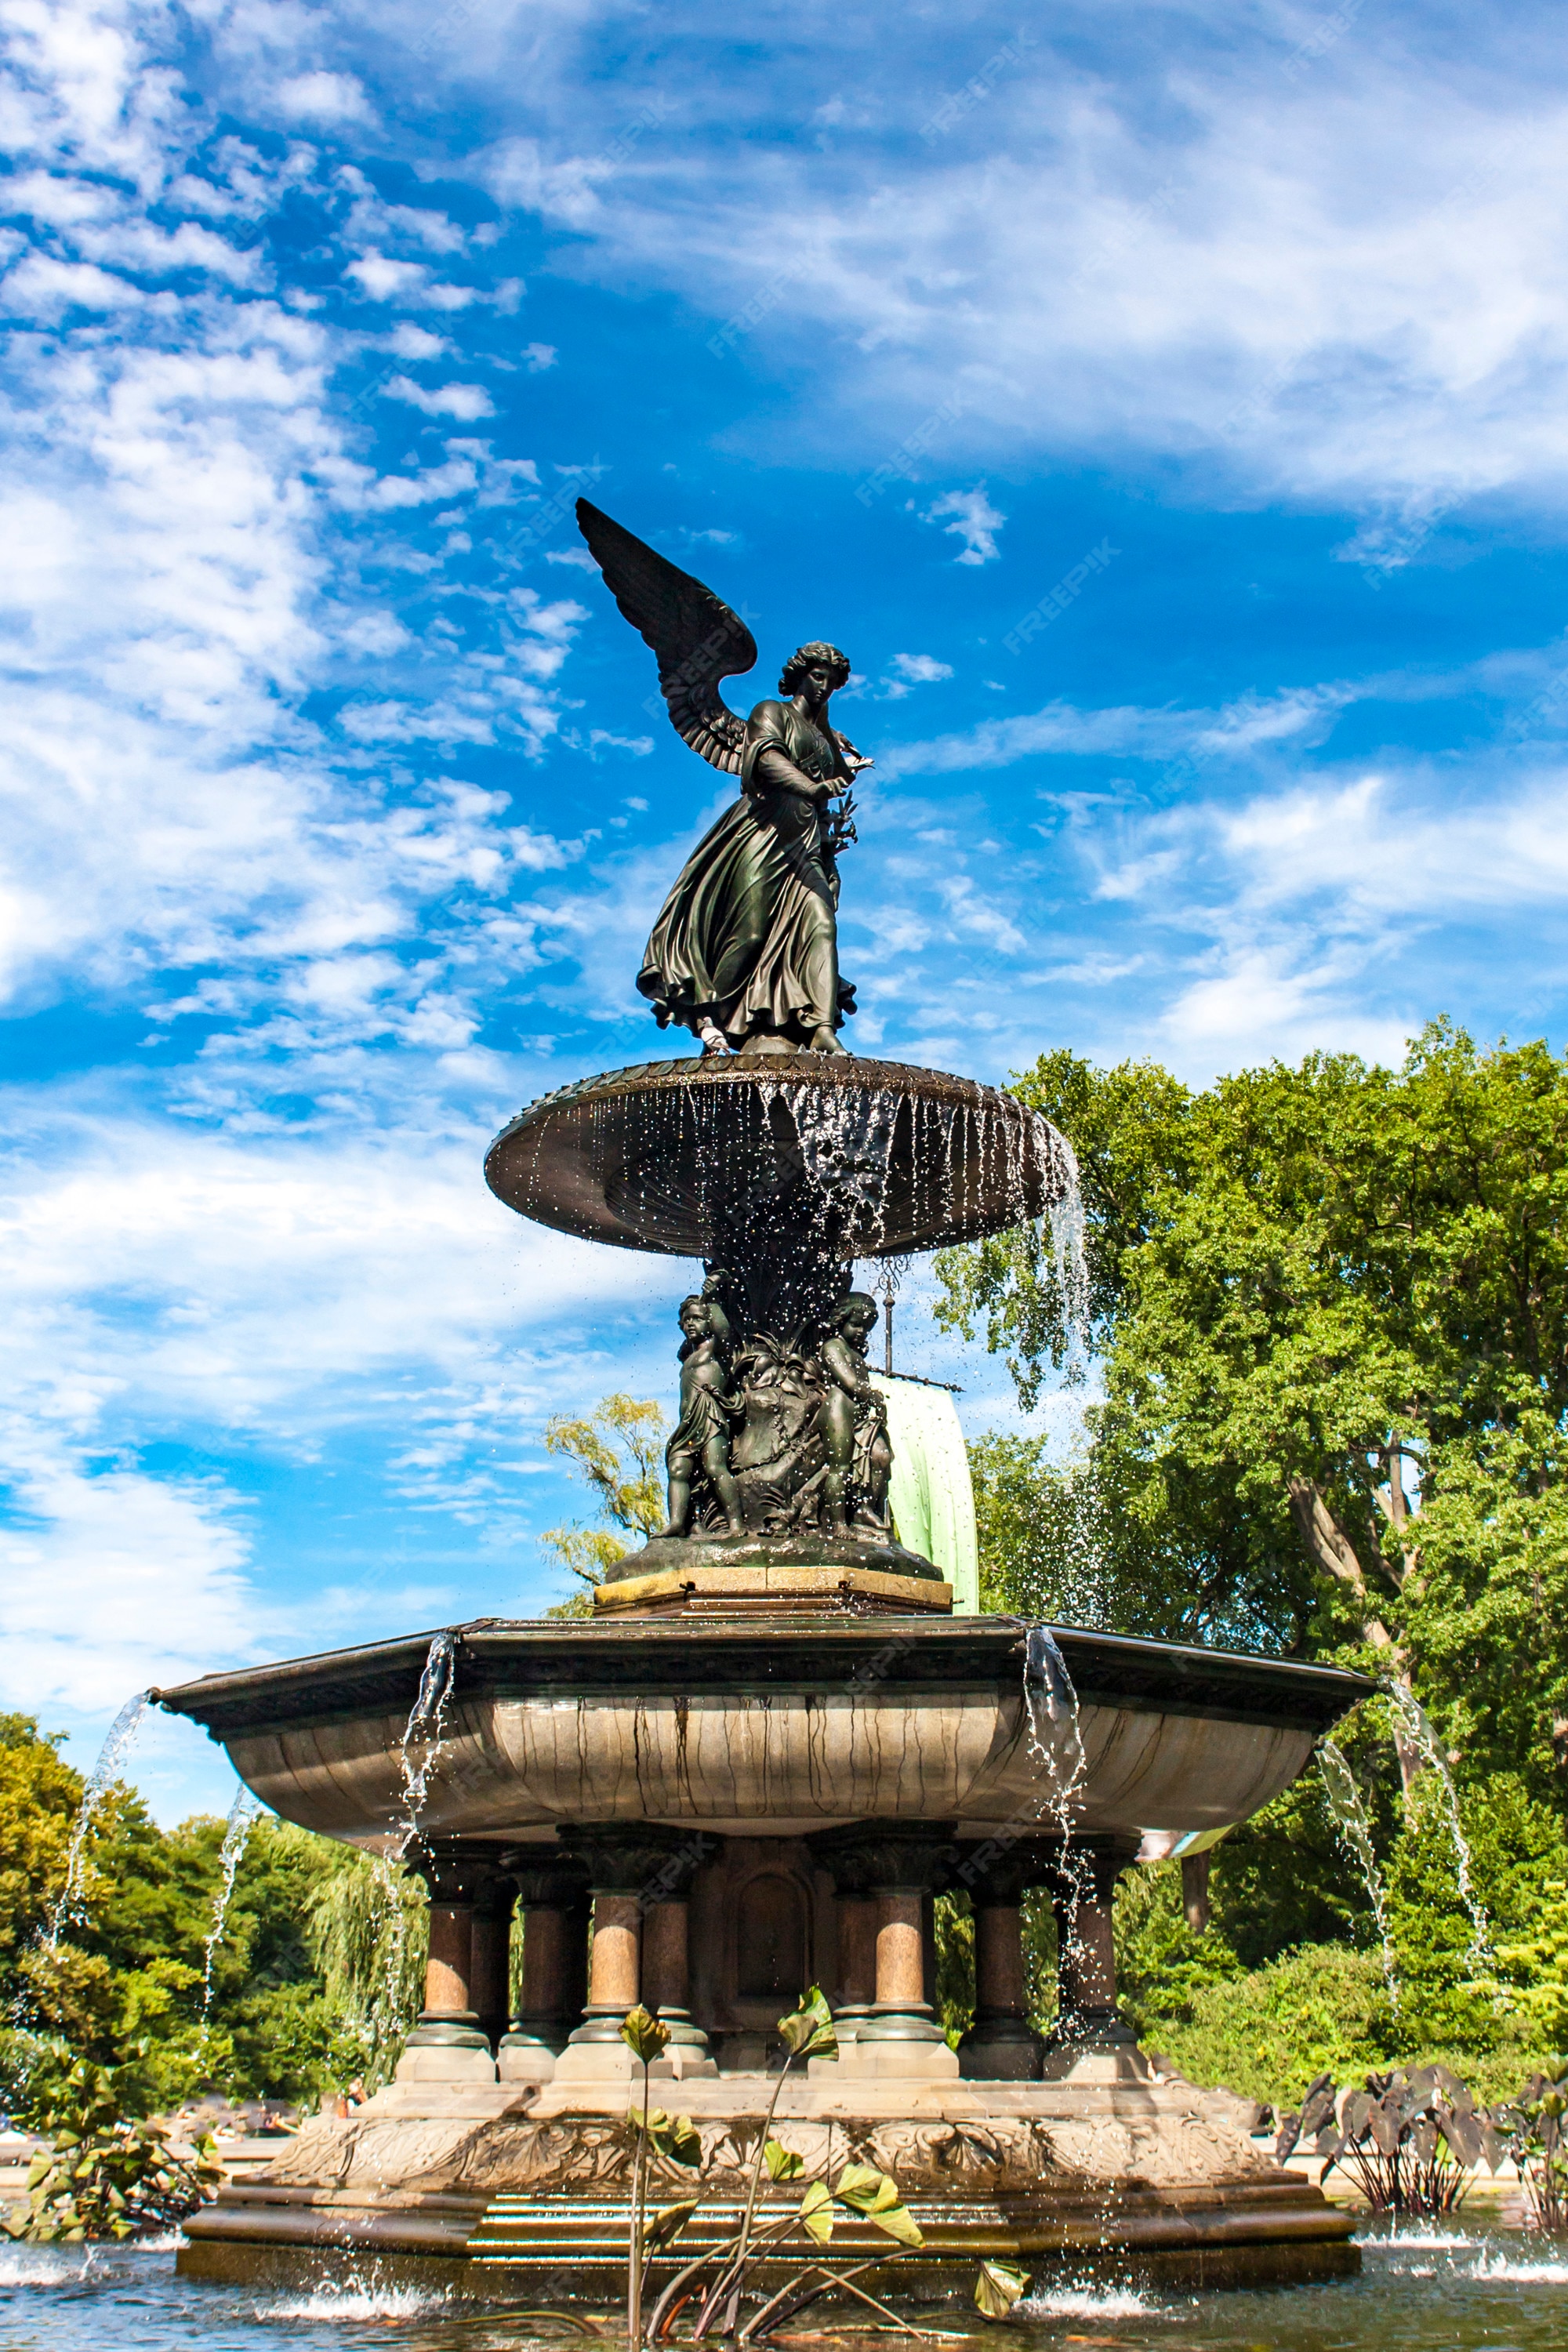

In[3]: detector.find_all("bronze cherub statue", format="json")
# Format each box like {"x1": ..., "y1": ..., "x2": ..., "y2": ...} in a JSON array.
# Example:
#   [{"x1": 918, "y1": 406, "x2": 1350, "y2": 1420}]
[{"x1": 575, "y1": 499, "x2": 872, "y2": 1058}]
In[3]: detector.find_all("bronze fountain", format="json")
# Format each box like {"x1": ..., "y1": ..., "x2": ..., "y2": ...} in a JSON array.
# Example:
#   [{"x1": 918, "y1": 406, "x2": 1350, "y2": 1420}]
[{"x1": 156, "y1": 505, "x2": 1366, "y2": 2301}]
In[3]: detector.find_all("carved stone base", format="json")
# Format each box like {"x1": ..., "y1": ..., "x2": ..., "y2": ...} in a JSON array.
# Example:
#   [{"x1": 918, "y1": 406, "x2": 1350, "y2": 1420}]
[
  {"x1": 394, "y1": 2018, "x2": 498, "y2": 2086},
  {"x1": 180, "y1": 2069, "x2": 1359, "y2": 2297},
  {"x1": 959, "y1": 2014, "x2": 1044, "y2": 2081},
  {"x1": 596, "y1": 1540, "x2": 953, "y2": 1617}
]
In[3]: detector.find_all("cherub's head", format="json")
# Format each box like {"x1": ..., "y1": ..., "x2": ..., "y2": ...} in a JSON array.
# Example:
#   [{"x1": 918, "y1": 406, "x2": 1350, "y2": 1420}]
[
  {"x1": 779, "y1": 641, "x2": 851, "y2": 703},
  {"x1": 678, "y1": 1296, "x2": 712, "y2": 1341},
  {"x1": 833, "y1": 1290, "x2": 878, "y2": 1346}
]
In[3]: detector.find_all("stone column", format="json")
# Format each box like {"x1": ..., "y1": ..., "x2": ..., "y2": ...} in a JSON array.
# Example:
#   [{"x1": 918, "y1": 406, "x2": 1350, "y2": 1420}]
[
  {"x1": 951, "y1": 1845, "x2": 1043, "y2": 2081},
  {"x1": 470, "y1": 1873, "x2": 517, "y2": 2051},
  {"x1": 638, "y1": 1831, "x2": 715, "y2": 2074},
  {"x1": 873, "y1": 1891, "x2": 925, "y2": 2005},
  {"x1": 1041, "y1": 1835, "x2": 1142, "y2": 2078},
  {"x1": 554, "y1": 1825, "x2": 704, "y2": 2083},
  {"x1": 810, "y1": 1823, "x2": 958, "y2": 2078},
  {"x1": 805, "y1": 1826, "x2": 877, "y2": 2045},
  {"x1": 496, "y1": 1857, "x2": 588, "y2": 2084},
  {"x1": 396, "y1": 1842, "x2": 502, "y2": 2085},
  {"x1": 837, "y1": 1895, "x2": 879, "y2": 2033}
]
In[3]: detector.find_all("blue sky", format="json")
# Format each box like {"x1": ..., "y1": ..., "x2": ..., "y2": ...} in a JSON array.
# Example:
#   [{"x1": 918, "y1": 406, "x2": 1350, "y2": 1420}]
[{"x1": 4, "y1": 0, "x2": 1568, "y2": 1819}]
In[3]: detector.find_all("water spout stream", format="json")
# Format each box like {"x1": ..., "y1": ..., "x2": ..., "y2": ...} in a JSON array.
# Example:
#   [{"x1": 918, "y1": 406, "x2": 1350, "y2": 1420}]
[
  {"x1": 396, "y1": 1630, "x2": 459, "y2": 1854},
  {"x1": 1385, "y1": 1684, "x2": 1495, "y2": 1979},
  {"x1": 48, "y1": 1690, "x2": 151, "y2": 1949},
  {"x1": 200, "y1": 1784, "x2": 263, "y2": 2023},
  {"x1": 1318, "y1": 1738, "x2": 1399, "y2": 2013},
  {"x1": 1022, "y1": 1624, "x2": 1092, "y2": 2035}
]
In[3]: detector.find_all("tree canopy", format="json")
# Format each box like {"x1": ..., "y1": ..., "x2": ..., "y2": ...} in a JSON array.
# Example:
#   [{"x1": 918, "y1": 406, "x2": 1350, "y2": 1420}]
[
  {"x1": 938, "y1": 1021, "x2": 1568, "y2": 1794},
  {"x1": 939, "y1": 1024, "x2": 1568, "y2": 2088}
]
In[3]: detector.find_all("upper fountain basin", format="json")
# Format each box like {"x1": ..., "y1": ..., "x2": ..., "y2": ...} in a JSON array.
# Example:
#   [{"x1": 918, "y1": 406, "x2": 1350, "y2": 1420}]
[
  {"x1": 483, "y1": 1054, "x2": 1073, "y2": 1258},
  {"x1": 152, "y1": 1617, "x2": 1367, "y2": 1852}
]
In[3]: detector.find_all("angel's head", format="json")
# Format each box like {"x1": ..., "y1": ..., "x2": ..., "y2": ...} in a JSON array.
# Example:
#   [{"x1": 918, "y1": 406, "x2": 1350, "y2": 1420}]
[{"x1": 779, "y1": 642, "x2": 851, "y2": 703}]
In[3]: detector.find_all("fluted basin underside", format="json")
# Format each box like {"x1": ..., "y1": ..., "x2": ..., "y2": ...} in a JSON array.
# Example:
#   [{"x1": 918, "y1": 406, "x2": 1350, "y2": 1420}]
[
  {"x1": 483, "y1": 1054, "x2": 1070, "y2": 1258},
  {"x1": 154, "y1": 1617, "x2": 1367, "y2": 1854}
]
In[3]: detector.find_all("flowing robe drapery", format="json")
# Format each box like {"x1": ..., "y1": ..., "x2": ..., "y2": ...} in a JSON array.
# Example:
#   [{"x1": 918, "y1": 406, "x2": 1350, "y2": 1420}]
[{"x1": 637, "y1": 699, "x2": 857, "y2": 1047}]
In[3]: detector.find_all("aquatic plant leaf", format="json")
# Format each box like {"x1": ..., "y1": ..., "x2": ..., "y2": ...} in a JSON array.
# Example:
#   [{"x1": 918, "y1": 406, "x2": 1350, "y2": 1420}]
[
  {"x1": 777, "y1": 1986, "x2": 838, "y2": 2060},
  {"x1": 633, "y1": 2110, "x2": 702, "y2": 2167},
  {"x1": 1298, "y1": 2074, "x2": 1336, "y2": 2136},
  {"x1": 799, "y1": 2179, "x2": 834, "y2": 2244},
  {"x1": 831, "y1": 2162, "x2": 892, "y2": 2212},
  {"x1": 974, "y1": 2260, "x2": 1031, "y2": 2318},
  {"x1": 1368, "y1": 2100, "x2": 1401, "y2": 2155},
  {"x1": 646, "y1": 2198, "x2": 700, "y2": 2248},
  {"x1": 620, "y1": 2004, "x2": 670, "y2": 2063},
  {"x1": 866, "y1": 2198, "x2": 923, "y2": 2246}
]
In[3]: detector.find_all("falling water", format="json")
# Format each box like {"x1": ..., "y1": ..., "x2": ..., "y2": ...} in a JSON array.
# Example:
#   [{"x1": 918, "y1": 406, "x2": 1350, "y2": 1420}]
[
  {"x1": 1044, "y1": 1133, "x2": 1091, "y2": 1375},
  {"x1": 200, "y1": 1784, "x2": 263, "y2": 2020},
  {"x1": 1318, "y1": 1739, "x2": 1400, "y2": 2012},
  {"x1": 370, "y1": 1849, "x2": 415, "y2": 2042},
  {"x1": 1022, "y1": 1624, "x2": 1093, "y2": 2035},
  {"x1": 396, "y1": 1630, "x2": 458, "y2": 1852},
  {"x1": 47, "y1": 1690, "x2": 152, "y2": 1948},
  {"x1": 1385, "y1": 1683, "x2": 1495, "y2": 1977}
]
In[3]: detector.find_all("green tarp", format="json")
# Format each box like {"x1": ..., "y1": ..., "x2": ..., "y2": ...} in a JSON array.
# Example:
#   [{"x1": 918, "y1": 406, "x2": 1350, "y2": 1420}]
[{"x1": 872, "y1": 1374, "x2": 980, "y2": 1613}]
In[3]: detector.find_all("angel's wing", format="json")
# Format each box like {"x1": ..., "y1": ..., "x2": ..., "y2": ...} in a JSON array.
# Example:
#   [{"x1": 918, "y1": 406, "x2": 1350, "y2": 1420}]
[{"x1": 576, "y1": 499, "x2": 757, "y2": 775}]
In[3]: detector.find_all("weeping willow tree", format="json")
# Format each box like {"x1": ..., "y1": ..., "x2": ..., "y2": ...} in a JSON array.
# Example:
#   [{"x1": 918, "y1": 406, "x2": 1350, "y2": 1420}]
[{"x1": 303, "y1": 1852, "x2": 427, "y2": 2093}]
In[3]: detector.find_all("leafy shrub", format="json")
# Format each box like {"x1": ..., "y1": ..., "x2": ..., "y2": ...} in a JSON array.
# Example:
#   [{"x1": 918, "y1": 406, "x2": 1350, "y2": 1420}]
[
  {"x1": 1139, "y1": 1941, "x2": 1396, "y2": 2105},
  {"x1": 2, "y1": 2059, "x2": 222, "y2": 2242}
]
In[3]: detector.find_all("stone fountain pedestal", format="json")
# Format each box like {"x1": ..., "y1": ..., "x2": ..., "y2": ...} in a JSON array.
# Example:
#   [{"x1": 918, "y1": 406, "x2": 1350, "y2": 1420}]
[
  {"x1": 161, "y1": 1596, "x2": 1364, "y2": 2300},
  {"x1": 158, "y1": 1054, "x2": 1365, "y2": 2301}
]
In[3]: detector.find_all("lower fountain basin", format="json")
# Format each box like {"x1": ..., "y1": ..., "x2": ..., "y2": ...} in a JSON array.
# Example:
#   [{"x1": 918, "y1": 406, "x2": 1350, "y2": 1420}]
[{"x1": 154, "y1": 1617, "x2": 1367, "y2": 1853}]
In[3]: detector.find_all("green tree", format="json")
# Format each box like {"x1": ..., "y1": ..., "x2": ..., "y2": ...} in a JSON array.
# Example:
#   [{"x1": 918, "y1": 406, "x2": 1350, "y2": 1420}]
[
  {"x1": 1, "y1": 1717, "x2": 414, "y2": 2116},
  {"x1": 541, "y1": 1392, "x2": 668, "y2": 1595},
  {"x1": 938, "y1": 1024, "x2": 1568, "y2": 1798},
  {"x1": 0, "y1": 1715, "x2": 81, "y2": 1969}
]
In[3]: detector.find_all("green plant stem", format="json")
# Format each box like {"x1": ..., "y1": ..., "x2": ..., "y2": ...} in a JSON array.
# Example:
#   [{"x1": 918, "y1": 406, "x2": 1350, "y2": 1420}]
[
  {"x1": 629, "y1": 2058, "x2": 651, "y2": 2350},
  {"x1": 740, "y1": 2250, "x2": 924, "y2": 2343},
  {"x1": 689, "y1": 2209, "x2": 810, "y2": 2340},
  {"x1": 710, "y1": 2053, "x2": 796, "y2": 2316}
]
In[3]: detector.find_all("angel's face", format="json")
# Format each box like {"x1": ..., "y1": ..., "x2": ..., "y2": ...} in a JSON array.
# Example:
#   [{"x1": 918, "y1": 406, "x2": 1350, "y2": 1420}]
[{"x1": 799, "y1": 661, "x2": 838, "y2": 705}]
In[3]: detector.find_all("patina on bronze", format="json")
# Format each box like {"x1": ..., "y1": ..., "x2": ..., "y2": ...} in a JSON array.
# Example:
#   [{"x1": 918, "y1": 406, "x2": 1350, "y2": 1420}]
[{"x1": 576, "y1": 499, "x2": 869, "y2": 1058}]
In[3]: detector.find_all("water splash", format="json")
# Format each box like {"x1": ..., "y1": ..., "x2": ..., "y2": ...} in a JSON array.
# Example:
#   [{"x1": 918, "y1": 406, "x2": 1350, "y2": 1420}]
[
  {"x1": 1318, "y1": 1738, "x2": 1399, "y2": 2012},
  {"x1": 47, "y1": 1690, "x2": 151, "y2": 1948},
  {"x1": 396, "y1": 1630, "x2": 458, "y2": 1851},
  {"x1": 1386, "y1": 1684, "x2": 1494, "y2": 1976},
  {"x1": 200, "y1": 1783, "x2": 263, "y2": 2020}
]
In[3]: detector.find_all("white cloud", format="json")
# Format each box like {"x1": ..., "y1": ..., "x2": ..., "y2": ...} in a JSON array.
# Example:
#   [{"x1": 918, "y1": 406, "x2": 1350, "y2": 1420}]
[
  {"x1": 922, "y1": 485, "x2": 1004, "y2": 565},
  {"x1": 385, "y1": 372, "x2": 495, "y2": 418},
  {"x1": 466, "y1": 7, "x2": 1568, "y2": 515},
  {"x1": 872, "y1": 649, "x2": 955, "y2": 700},
  {"x1": 276, "y1": 71, "x2": 374, "y2": 126},
  {"x1": 387, "y1": 320, "x2": 452, "y2": 359},
  {"x1": 346, "y1": 249, "x2": 434, "y2": 300}
]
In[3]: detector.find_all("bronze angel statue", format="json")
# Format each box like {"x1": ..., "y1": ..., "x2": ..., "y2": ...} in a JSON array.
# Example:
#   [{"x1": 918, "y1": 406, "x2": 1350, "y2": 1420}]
[{"x1": 576, "y1": 499, "x2": 871, "y2": 1056}]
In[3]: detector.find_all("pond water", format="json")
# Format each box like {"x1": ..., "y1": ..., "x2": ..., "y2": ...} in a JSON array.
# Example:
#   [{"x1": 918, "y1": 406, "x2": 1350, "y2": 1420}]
[{"x1": 0, "y1": 2224, "x2": 1563, "y2": 2352}]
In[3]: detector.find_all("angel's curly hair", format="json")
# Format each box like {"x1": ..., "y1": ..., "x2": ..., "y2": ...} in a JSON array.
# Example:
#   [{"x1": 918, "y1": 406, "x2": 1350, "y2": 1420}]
[{"x1": 779, "y1": 641, "x2": 851, "y2": 695}]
